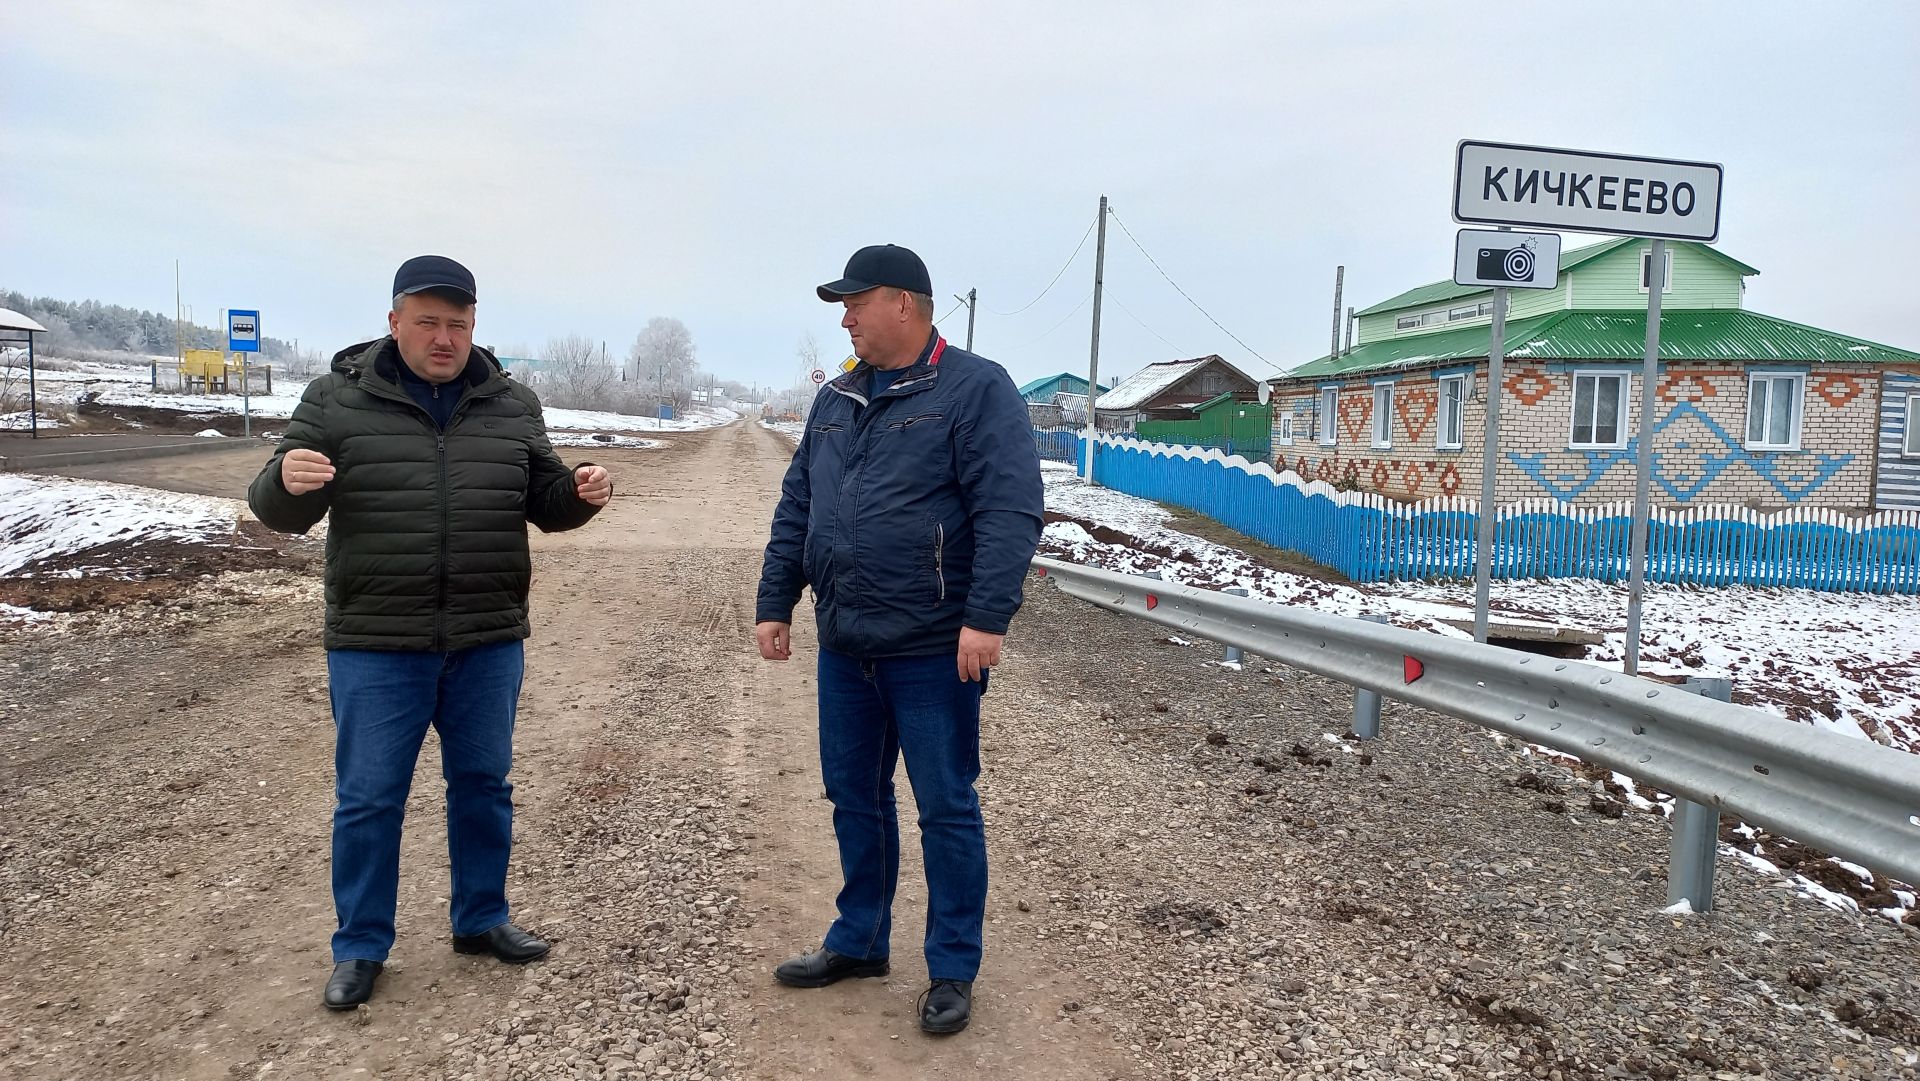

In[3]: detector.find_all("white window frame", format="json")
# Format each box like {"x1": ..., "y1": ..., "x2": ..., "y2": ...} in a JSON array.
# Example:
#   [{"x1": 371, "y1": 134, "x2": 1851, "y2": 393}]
[
  {"x1": 1744, "y1": 372, "x2": 1805, "y2": 451},
  {"x1": 1318, "y1": 386, "x2": 1339, "y2": 446},
  {"x1": 1906, "y1": 394, "x2": 1920, "y2": 458},
  {"x1": 1568, "y1": 371, "x2": 1631, "y2": 450},
  {"x1": 1276, "y1": 410, "x2": 1295, "y2": 446},
  {"x1": 1371, "y1": 382, "x2": 1394, "y2": 449},
  {"x1": 1639, "y1": 247, "x2": 1675, "y2": 294},
  {"x1": 1437, "y1": 374, "x2": 1467, "y2": 450}
]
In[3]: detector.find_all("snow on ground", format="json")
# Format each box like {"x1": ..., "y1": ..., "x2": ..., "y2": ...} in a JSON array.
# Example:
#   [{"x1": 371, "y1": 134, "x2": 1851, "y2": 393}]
[
  {"x1": 761, "y1": 419, "x2": 805, "y2": 443},
  {"x1": 0, "y1": 412, "x2": 64, "y2": 431},
  {"x1": 0, "y1": 473, "x2": 250, "y2": 577},
  {"x1": 1041, "y1": 466, "x2": 1920, "y2": 754},
  {"x1": 548, "y1": 433, "x2": 663, "y2": 450},
  {"x1": 1040, "y1": 466, "x2": 1919, "y2": 922},
  {"x1": 78, "y1": 381, "x2": 310, "y2": 419},
  {"x1": 2, "y1": 356, "x2": 156, "y2": 385},
  {"x1": 19, "y1": 361, "x2": 739, "y2": 435},
  {"x1": 543, "y1": 405, "x2": 737, "y2": 433}
]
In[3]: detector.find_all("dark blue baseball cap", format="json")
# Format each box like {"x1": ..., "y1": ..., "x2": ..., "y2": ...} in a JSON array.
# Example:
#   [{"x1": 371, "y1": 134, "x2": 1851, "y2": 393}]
[
  {"x1": 393, "y1": 255, "x2": 477, "y2": 304},
  {"x1": 817, "y1": 244, "x2": 932, "y2": 302}
]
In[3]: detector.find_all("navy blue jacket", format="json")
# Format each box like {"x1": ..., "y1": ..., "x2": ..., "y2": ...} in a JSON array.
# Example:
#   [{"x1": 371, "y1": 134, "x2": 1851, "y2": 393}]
[{"x1": 757, "y1": 332, "x2": 1045, "y2": 658}]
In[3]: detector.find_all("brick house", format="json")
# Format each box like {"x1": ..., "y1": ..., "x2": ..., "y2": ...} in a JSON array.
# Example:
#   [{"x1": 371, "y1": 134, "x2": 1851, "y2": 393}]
[{"x1": 1265, "y1": 238, "x2": 1920, "y2": 509}]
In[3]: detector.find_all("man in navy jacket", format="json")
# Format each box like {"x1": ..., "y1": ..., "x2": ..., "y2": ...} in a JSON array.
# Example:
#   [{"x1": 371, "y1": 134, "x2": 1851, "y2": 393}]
[{"x1": 755, "y1": 244, "x2": 1043, "y2": 1035}]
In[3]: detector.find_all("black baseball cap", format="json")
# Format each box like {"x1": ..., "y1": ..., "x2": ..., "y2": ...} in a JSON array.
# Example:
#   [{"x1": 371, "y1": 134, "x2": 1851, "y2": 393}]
[
  {"x1": 393, "y1": 255, "x2": 477, "y2": 304},
  {"x1": 817, "y1": 244, "x2": 932, "y2": 302}
]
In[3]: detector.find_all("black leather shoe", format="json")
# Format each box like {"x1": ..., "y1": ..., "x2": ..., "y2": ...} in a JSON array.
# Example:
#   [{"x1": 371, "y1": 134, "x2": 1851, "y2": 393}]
[
  {"x1": 773, "y1": 946, "x2": 890, "y2": 988},
  {"x1": 323, "y1": 960, "x2": 382, "y2": 1010},
  {"x1": 452, "y1": 922, "x2": 550, "y2": 963},
  {"x1": 919, "y1": 979, "x2": 972, "y2": 1034}
]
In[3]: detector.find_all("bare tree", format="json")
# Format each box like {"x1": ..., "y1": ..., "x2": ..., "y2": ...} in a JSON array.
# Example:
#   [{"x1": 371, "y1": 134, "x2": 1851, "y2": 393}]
[{"x1": 540, "y1": 334, "x2": 616, "y2": 408}]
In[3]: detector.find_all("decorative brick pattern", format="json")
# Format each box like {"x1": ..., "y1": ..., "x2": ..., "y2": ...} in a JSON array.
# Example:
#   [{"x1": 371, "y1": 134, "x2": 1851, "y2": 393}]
[
  {"x1": 1505, "y1": 367, "x2": 1554, "y2": 406},
  {"x1": 1268, "y1": 363, "x2": 1884, "y2": 510},
  {"x1": 1657, "y1": 370, "x2": 1735, "y2": 402},
  {"x1": 1399, "y1": 385, "x2": 1437, "y2": 445},
  {"x1": 1812, "y1": 373, "x2": 1865, "y2": 408}
]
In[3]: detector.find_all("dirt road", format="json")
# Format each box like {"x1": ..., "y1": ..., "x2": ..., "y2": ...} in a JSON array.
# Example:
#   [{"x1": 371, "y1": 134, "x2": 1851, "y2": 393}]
[{"x1": 0, "y1": 422, "x2": 1135, "y2": 1081}]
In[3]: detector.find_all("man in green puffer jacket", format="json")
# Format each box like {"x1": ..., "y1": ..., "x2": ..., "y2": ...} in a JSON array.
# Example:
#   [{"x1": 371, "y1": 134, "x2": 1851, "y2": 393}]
[{"x1": 247, "y1": 255, "x2": 612, "y2": 1010}]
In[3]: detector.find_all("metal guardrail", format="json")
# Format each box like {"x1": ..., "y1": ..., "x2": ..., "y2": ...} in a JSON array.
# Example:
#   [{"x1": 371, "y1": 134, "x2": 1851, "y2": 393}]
[{"x1": 1033, "y1": 556, "x2": 1920, "y2": 903}]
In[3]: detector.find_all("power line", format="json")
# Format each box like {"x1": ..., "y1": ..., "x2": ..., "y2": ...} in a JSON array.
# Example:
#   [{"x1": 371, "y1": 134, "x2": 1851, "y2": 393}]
[
  {"x1": 1106, "y1": 206, "x2": 1279, "y2": 373},
  {"x1": 986, "y1": 215, "x2": 1100, "y2": 317},
  {"x1": 934, "y1": 299, "x2": 967, "y2": 325},
  {"x1": 1103, "y1": 287, "x2": 1187, "y2": 356},
  {"x1": 1006, "y1": 289, "x2": 1095, "y2": 352}
]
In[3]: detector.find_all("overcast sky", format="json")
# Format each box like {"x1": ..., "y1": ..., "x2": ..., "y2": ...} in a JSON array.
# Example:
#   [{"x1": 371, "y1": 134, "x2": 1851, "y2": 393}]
[{"x1": 6, "y1": 1, "x2": 1916, "y2": 390}]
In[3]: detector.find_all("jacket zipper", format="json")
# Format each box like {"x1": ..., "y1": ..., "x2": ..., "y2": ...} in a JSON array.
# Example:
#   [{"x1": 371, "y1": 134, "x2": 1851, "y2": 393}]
[
  {"x1": 935, "y1": 523, "x2": 946, "y2": 602},
  {"x1": 435, "y1": 431, "x2": 449, "y2": 650}
]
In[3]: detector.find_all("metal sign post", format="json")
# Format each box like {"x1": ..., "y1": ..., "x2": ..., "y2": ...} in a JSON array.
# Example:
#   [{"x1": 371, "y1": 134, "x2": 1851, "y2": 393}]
[
  {"x1": 228, "y1": 309, "x2": 260, "y2": 438},
  {"x1": 1451, "y1": 141, "x2": 1722, "y2": 668},
  {"x1": 1623, "y1": 239, "x2": 1666, "y2": 676},
  {"x1": 1452, "y1": 229, "x2": 1559, "y2": 642},
  {"x1": 1473, "y1": 285, "x2": 1508, "y2": 643}
]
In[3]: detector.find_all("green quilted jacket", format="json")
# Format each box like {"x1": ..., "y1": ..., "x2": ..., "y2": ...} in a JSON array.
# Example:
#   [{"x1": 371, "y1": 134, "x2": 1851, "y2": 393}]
[{"x1": 247, "y1": 337, "x2": 602, "y2": 651}]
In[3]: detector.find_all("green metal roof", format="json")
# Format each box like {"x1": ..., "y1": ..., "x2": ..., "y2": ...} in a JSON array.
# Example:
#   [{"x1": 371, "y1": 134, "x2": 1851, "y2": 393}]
[
  {"x1": 1354, "y1": 239, "x2": 1761, "y2": 318},
  {"x1": 1283, "y1": 309, "x2": 1920, "y2": 382}
]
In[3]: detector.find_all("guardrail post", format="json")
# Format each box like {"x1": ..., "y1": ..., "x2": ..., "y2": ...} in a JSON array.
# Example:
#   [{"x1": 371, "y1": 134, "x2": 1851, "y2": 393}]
[
  {"x1": 1667, "y1": 675, "x2": 1732, "y2": 913},
  {"x1": 1222, "y1": 587, "x2": 1249, "y2": 663},
  {"x1": 1350, "y1": 613, "x2": 1390, "y2": 739}
]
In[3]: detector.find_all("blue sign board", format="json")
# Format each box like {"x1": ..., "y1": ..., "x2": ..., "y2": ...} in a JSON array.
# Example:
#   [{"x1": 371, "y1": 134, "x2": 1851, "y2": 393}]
[{"x1": 228, "y1": 309, "x2": 260, "y2": 353}]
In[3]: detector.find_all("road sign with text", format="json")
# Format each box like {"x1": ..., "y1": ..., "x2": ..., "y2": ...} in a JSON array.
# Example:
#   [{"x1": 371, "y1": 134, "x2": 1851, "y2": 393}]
[{"x1": 1453, "y1": 141, "x2": 1723, "y2": 242}]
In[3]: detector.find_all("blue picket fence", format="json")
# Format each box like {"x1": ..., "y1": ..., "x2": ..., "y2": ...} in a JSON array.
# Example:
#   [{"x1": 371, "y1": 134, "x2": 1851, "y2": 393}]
[{"x1": 1049, "y1": 432, "x2": 1920, "y2": 594}]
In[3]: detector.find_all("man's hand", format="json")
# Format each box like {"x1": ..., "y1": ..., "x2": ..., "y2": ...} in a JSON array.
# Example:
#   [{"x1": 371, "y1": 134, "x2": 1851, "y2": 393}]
[
  {"x1": 575, "y1": 465, "x2": 612, "y2": 506},
  {"x1": 957, "y1": 627, "x2": 1003, "y2": 683},
  {"x1": 281, "y1": 448, "x2": 335, "y2": 495},
  {"x1": 756, "y1": 621, "x2": 792, "y2": 661}
]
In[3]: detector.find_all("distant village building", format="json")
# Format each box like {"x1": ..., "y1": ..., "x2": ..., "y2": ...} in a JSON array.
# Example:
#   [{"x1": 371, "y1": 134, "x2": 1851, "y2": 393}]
[
  {"x1": 1264, "y1": 238, "x2": 1920, "y2": 510},
  {"x1": 1019, "y1": 371, "x2": 1110, "y2": 427},
  {"x1": 1094, "y1": 355, "x2": 1258, "y2": 432}
]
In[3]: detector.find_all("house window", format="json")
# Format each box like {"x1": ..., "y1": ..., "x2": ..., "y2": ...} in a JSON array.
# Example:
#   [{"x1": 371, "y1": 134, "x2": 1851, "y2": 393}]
[
  {"x1": 1318, "y1": 386, "x2": 1338, "y2": 446},
  {"x1": 1446, "y1": 301, "x2": 1495, "y2": 323},
  {"x1": 1639, "y1": 248, "x2": 1675, "y2": 293},
  {"x1": 1438, "y1": 375, "x2": 1467, "y2": 449},
  {"x1": 1569, "y1": 372, "x2": 1630, "y2": 449},
  {"x1": 1372, "y1": 383, "x2": 1394, "y2": 449},
  {"x1": 1396, "y1": 314, "x2": 1421, "y2": 331},
  {"x1": 1907, "y1": 395, "x2": 1920, "y2": 457},
  {"x1": 1277, "y1": 411, "x2": 1295, "y2": 445},
  {"x1": 1745, "y1": 372, "x2": 1804, "y2": 451}
]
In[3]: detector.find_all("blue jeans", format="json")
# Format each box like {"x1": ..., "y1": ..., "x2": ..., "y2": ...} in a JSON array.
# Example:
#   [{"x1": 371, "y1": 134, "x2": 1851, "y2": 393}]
[
  {"x1": 817, "y1": 648, "x2": 988, "y2": 982},
  {"x1": 326, "y1": 639, "x2": 525, "y2": 963}
]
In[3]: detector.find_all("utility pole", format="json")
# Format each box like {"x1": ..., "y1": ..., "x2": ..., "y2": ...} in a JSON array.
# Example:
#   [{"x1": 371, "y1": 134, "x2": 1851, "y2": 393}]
[
  {"x1": 1329, "y1": 266, "x2": 1344, "y2": 360},
  {"x1": 954, "y1": 288, "x2": 977, "y2": 351},
  {"x1": 1083, "y1": 195, "x2": 1109, "y2": 486}
]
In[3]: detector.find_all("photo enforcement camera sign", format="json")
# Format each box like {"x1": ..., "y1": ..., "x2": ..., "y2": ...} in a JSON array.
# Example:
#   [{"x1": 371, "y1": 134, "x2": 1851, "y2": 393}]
[{"x1": 1453, "y1": 230, "x2": 1560, "y2": 290}]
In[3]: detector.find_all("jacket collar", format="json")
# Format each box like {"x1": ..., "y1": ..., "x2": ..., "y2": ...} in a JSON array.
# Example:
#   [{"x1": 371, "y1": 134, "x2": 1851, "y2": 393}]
[
  {"x1": 337, "y1": 337, "x2": 510, "y2": 399},
  {"x1": 827, "y1": 331, "x2": 946, "y2": 408}
]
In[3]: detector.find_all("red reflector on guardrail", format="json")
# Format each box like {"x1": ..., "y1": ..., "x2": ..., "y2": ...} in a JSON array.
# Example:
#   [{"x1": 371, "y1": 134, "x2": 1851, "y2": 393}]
[
  {"x1": 1035, "y1": 567, "x2": 1048, "y2": 577},
  {"x1": 1146, "y1": 594, "x2": 1159, "y2": 610},
  {"x1": 1404, "y1": 656, "x2": 1425, "y2": 684}
]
